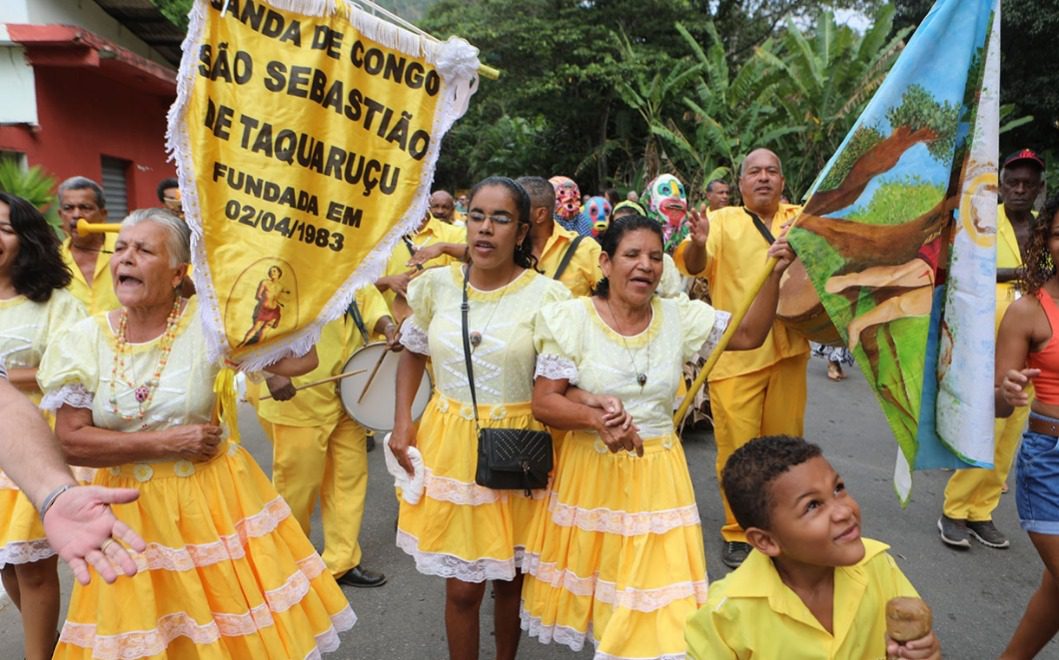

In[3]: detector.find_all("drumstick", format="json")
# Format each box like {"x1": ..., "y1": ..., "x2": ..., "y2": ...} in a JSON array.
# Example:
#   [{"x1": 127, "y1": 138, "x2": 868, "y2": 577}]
[
  {"x1": 357, "y1": 320, "x2": 405, "y2": 403},
  {"x1": 257, "y1": 369, "x2": 366, "y2": 401}
]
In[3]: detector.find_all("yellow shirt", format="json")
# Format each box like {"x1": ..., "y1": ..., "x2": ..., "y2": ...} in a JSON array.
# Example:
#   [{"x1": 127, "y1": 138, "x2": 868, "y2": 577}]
[
  {"x1": 674, "y1": 204, "x2": 809, "y2": 380},
  {"x1": 536, "y1": 224, "x2": 602, "y2": 297},
  {"x1": 685, "y1": 539, "x2": 918, "y2": 660},
  {"x1": 255, "y1": 285, "x2": 390, "y2": 427},
  {"x1": 381, "y1": 217, "x2": 466, "y2": 310},
  {"x1": 996, "y1": 204, "x2": 1032, "y2": 331},
  {"x1": 61, "y1": 234, "x2": 121, "y2": 315}
]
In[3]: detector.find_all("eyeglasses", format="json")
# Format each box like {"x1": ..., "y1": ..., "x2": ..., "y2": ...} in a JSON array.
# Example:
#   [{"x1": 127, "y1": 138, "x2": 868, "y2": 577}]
[
  {"x1": 467, "y1": 211, "x2": 514, "y2": 225},
  {"x1": 61, "y1": 203, "x2": 99, "y2": 213}
]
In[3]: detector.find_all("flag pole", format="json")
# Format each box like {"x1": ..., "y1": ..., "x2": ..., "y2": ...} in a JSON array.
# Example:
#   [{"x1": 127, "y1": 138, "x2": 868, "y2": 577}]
[{"x1": 673, "y1": 256, "x2": 778, "y2": 425}]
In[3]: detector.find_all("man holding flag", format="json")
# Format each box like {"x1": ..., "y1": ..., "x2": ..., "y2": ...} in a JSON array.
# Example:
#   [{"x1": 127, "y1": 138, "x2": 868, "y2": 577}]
[{"x1": 676, "y1": 148, "x2": 810, "y2": 568}]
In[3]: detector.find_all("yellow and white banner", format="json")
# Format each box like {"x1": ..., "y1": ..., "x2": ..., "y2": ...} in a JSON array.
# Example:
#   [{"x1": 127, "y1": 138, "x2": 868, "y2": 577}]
[{"x1": 168, "y1": 0, "x2": 479, "y2": 369}]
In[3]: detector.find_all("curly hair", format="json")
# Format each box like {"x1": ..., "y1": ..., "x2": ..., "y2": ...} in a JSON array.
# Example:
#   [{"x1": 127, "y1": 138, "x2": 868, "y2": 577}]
[
  {"x1": 0, "y1": 192, "x2": 72, "y2": 302},
  {"x1": 467, "y1": 176, "x2": 539, "y2": 272},
  {"x1": 722, "y1": 435, "x2": 823, "y2": 531},
  {"x1": 592, "y1": 214, "x2": 662, "y2": 298},
  {"x1": 1020, "y1": 194, "x2": 1059, "y2": 295}
]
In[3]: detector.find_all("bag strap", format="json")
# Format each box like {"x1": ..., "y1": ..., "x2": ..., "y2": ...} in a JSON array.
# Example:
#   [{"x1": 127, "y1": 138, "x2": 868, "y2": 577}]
[
  {"x1": 744, "y1": 208, "x2": 775, "y2": 245},
  {"x1": 346, "y1": 299, "x2": 371, "y2": 345},
  {"x1": 461, "y1": 265, "x2": 482, "y2": 432},
  {"x1": 552, "y1": 235, "x2": 586, "y2": 281}
]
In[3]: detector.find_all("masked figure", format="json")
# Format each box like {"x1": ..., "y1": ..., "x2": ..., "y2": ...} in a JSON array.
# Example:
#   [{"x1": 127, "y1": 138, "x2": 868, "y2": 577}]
[
  {"x1": 584, "y1": 196, "x2": 612, "y2": 238},
  {"x1": 642, "y1": 174, "x2": 689, "y2": 252},
  {"x1": 549, "y1": 176, "x2": 591, "y2": 236}
]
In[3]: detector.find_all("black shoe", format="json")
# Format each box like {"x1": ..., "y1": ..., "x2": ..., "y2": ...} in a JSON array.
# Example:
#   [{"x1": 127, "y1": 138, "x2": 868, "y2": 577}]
[
  {"x1": 967, "y1": 520, "x2": 1010, "y2": 549},
  {"x1": 366, "y1": 432, "x2": 376, "y2": 453},
  {"x1": 721, "y1": 541, "x2": 752, "y2": 569},
  {"x1": 937, "y1": 515, "x2": 971, "y2": 549},
  {"x1": 336, "y1": 565, "x2": 387, "y2": 588}
]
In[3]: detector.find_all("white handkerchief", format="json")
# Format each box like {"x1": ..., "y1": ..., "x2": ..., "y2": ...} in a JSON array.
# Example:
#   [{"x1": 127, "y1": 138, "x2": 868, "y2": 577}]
[{"x1": 384, "y1": 433, "x2": 425, "y2": 504}]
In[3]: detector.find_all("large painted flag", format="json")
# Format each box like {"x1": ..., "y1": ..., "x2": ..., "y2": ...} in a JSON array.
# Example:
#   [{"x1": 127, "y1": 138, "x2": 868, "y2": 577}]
[
  {"x1": 787, "y1": 0, "x2": 1000, "y2": 501},
  {"x1": 167, "y1": 0, "x2": 481, "y2": 371}
]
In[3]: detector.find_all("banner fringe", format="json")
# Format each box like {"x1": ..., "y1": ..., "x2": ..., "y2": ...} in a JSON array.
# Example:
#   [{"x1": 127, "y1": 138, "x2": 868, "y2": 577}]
[{"x1": 166, "y1": 0, "x2": 478, "y2": 371}]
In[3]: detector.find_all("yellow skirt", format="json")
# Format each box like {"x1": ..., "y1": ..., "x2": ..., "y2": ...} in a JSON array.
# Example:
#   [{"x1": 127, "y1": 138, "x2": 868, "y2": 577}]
[
  {"x1": 0, "y1": 405, "x2": 58, "y2": 565},
  {"x1": 520, "y1": 431, "x2": 707, "y2": 660},
  {"x1": 0, "y1": 470, "x2": 53, "y2": 565},
  {"x1": 396, "y1": 394, "x2": 549, "y2": 582},
  {"x1": 54, "y1": 441, "x2": 355, "y2": 660}
]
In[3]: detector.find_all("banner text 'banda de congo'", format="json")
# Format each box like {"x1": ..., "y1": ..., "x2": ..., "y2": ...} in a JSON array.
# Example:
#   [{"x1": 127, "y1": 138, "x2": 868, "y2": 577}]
[{"x1": 169, "y1": 0, "x2": 479, "y2": 369}]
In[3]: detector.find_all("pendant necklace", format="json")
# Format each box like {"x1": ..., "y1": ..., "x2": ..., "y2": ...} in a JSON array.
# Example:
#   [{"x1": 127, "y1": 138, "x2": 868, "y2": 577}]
[
  {"x1": 468, "y1": 270, "x2": 514, "y2": 352},
  {"x1": 605, "y1": 298, "x2": 650, "y2": 389}
]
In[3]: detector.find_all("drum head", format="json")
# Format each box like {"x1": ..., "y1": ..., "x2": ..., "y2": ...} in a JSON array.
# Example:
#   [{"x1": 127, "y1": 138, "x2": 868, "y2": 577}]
[{"x1": 339, "y1": 343, "x2": 431, "y2": 431}]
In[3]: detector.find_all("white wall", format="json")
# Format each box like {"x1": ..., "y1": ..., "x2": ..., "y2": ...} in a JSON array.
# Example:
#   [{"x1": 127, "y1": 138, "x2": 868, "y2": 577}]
[
  {"x1": 0, "y1": 26, "x2": 38, "y2": 124},
  {"x1": 0, "y1": 0, "x2": 173, "y2": 66}
]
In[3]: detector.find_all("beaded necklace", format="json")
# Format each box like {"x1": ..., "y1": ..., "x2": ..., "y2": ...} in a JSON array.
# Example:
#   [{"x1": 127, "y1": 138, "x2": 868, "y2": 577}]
[{"x1": 109, "y1": 297, "x2": 183, "y2": 428}]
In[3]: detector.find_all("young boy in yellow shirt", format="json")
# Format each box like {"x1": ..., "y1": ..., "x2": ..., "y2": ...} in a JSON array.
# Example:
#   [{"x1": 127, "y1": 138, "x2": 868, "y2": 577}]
[{"x1": 685, "y1": 435, "x2": 941, "y2": 659}]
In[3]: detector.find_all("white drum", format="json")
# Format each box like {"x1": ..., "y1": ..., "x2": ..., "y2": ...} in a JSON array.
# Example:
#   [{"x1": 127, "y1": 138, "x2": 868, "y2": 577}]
[{"x1": 340, "y1": 343, "x2": 431, "y2": 431}]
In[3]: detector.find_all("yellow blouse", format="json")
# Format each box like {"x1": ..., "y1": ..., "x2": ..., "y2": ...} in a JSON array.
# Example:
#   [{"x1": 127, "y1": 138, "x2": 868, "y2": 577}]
[
  {"x1": 401, "y1": 264, "x2": 570, "y2": 405},
  {"x1": 37, "y1": 298, "x2": 216, "y2": 432},
  {"x1": 534, "y1": 294, "x2": 728, "y2": 437},
  {"x1": 0, "y1": 288, "x2": 85, "y2": 373}
]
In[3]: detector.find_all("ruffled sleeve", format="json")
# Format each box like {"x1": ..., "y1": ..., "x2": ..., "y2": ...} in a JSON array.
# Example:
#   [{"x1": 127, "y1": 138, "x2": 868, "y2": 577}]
[
  {"x1": 37, "y1": 316, "x2": 101, "y2": 411},
  {"x1": 675, "y1": 295, "x2": 731, "y2": 363},
  {"x1": 533, "y1": 299, "x2": 581, "y2": 384},
  {"x1": 399, "y1": 267, "x2": 439, "y2": 355}
]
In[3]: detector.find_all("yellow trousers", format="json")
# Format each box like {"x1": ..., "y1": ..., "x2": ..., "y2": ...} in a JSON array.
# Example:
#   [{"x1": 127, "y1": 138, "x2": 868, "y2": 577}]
[
  {"x1": 708, "y1": 353, "x2": 809, "y2": 542},
  {"x1": 943, "y1": 389, "x2": 1030, "y2": 521},
  {"x1": 259, "y1": 415, "x2": 368, "y2": 576}
]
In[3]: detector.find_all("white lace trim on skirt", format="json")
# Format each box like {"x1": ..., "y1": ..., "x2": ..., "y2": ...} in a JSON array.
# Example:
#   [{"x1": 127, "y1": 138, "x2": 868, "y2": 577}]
[
  {"x1": 521, "y1": 555, "x2": 707, "y2": 612},
  {"x1": 395, "y1": 529, "x2": 523, "y2": 583},
  {"x1": 0, "y1": 538, "x2": 56, "y2": 565},
  {"x1": 58, "y1": 561, "x2": 355, "y2": 659},
  {"x1": 548, "y1": 495, "x2": 701, "y2": 536}
]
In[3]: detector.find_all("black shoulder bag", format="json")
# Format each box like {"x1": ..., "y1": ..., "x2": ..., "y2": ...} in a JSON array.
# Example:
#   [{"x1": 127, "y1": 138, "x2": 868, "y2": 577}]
[{"x1": 461, "y1": 266, "x2": 553, "y2": 496}]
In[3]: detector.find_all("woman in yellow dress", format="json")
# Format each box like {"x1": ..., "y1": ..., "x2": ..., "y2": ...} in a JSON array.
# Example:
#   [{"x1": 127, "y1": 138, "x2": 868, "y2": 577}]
[
  {"x1": 0, "y1": 192, "x2": 86, "y2": 660},
  {"x1": 521, "y1": 214, "x2": 793, "y2": 659},
  {"x1": 38, "y1": 208, "x2": 355, "y2": 659},
  {"x1": 389, "y1": 177, "x2": 570, "y2": 660}
]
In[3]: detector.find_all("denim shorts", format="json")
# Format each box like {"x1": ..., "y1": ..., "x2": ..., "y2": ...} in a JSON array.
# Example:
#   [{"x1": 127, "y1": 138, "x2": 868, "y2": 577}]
[{"x1": 1016, "y1": 413, "x2": 1059, "y2": 535}]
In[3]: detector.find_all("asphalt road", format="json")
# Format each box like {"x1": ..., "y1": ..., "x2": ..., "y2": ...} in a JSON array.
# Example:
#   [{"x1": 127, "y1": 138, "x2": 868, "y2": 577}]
[{"x1": 2, "y1": 357, "x2": 1057, "y2": 658}]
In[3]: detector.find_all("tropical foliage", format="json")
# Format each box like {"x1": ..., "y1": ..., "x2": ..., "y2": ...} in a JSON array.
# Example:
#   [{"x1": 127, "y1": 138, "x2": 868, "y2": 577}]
[
  {"x1": 148, "y1": 0, "x2": 1054, "y2": 197},
  {"x1": 0, "y1": 158, "x2": 61, "y2": 229}
]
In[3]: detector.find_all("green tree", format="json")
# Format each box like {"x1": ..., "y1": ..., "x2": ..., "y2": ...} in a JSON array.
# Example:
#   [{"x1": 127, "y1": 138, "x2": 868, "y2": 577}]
[
  {"x1": 763, "y1": 5, "x2": 911, "y2": 197},
  {"x1": 643, "y1": 22, "x2": 797, "y2": 198}
]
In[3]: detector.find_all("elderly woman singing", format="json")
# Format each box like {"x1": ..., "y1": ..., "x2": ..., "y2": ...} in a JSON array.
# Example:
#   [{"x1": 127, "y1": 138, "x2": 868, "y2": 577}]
[{"x1": 38, "y1": 208, "x2": 355, "y2": 659}]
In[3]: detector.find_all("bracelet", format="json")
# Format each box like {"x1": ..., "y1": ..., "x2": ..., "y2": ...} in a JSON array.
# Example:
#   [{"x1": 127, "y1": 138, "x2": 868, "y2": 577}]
[{"x1": 39, "y1": 483, "x2": 75, "y2": 521}]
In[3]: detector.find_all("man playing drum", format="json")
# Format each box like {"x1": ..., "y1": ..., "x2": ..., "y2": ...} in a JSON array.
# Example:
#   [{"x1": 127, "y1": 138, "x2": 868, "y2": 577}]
[
  {"x1": 674, "y1": 148, "x2": 810, "y2": 568},
  {"x1": 255, "y1": 284, "x2": 399, "y2": 588}
]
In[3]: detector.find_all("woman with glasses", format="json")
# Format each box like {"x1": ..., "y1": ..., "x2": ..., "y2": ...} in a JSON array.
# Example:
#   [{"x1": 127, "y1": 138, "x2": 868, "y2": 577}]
[{"x1": 389, "y1": 177, "x2": 570, "y2": 660}]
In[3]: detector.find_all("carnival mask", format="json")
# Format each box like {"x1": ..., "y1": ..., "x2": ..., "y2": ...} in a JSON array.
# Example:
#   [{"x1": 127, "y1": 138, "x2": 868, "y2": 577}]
[
  {"x1": 584, "y1": 196, "x2": 612, "y2": 237},
  {"x1": 549, "y1": 175, "x2": 582, "y2": 221},
  {"x1": 643, "y1": 174, "x2": 689, "y2": 251}
]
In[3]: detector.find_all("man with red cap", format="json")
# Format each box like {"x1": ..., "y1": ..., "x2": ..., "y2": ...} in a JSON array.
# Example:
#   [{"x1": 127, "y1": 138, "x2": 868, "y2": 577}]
[{"x1": 938, "y1": 148, "x2": 1045, "y2": 550}]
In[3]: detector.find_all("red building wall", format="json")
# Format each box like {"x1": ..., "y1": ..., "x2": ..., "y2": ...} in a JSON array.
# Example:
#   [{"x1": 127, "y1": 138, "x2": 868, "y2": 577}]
[{"x1": 0, "y1": 66, "x2": 176, "y2": 210}]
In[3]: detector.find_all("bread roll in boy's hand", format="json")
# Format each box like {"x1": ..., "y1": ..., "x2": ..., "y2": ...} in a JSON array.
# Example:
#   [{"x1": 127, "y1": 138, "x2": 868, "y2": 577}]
[{"x1": 886, "y1": 597, "x2": 932, "y2": 642}]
